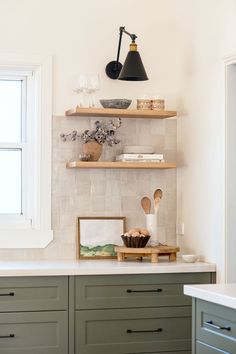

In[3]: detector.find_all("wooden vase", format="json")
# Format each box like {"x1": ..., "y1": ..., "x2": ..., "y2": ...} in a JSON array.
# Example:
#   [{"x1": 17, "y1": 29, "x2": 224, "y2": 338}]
[{"x1": 82, "y1": 141, "x2": 102, "y2": 161}]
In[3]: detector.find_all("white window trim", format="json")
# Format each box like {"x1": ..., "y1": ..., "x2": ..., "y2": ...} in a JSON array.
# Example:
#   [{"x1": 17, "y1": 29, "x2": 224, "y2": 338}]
[
  {"x1": 223, "y1": 53, "x2": 236, "y2": 282},
  {"x1": 0, "y1": 53, "x2": 53, "y2": 248}
]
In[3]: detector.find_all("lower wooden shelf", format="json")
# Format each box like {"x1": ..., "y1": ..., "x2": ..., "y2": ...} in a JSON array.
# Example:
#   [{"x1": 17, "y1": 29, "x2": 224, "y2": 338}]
[{"x1": 66, "y1": 161, "x2": 177, "y2": 169}]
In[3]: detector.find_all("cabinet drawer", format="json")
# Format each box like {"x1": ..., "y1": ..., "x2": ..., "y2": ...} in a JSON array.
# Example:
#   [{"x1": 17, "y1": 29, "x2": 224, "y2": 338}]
[
  {"x1": 75, "y1": 273, "x2": 212, "y2": 309},
  {"x1": 196, "y1": 299, "x2": 236, "y2": 353},
  {"x1": 0, "y1": 276, "x2": 68, "y2": 311},
  {"x1": 130, "y1": 352, "x2": 190, "y2": 354},
  {"x1": 0, "y1": 311, "x2": 68, "y2": 354},
  {"x1": 75, "y1": 306, "x2": 191, "y2": 354},
  {"x1": 196, "y1": 340, "x2": 230, "y2": 354}
]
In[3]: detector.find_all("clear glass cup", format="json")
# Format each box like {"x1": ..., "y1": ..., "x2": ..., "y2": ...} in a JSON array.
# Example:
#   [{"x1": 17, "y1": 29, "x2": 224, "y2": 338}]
[
  {"x1": 74, "y1": 74, "x2": 89, "y2": 107},
  {"x1": 87, "y1": 74, "x2": 100, "y2": 108}
]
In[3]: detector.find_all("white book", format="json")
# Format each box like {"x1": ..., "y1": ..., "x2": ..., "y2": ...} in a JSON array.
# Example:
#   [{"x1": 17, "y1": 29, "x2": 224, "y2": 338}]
[
  {"x1": 116, "y1": 153, "x2": 164, "y2": 161},
  {"x1": 118, "y1": 159, "x2": 165, "y2": 162}
]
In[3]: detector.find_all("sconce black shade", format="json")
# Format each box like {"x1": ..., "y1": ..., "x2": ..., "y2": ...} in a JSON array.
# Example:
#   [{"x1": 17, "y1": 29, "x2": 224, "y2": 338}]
[
  {"x1": 105, "y1": 26, "x2": 149, "y2": 81},
  {"x1": 118, "y1": 50, "x2": 148, "y2": 81}
]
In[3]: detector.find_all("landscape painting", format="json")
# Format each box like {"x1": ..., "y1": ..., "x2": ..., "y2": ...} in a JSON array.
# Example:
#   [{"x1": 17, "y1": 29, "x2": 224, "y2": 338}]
[{"x1": 77, "y1": 217, "x2": 125, "y2": 259}]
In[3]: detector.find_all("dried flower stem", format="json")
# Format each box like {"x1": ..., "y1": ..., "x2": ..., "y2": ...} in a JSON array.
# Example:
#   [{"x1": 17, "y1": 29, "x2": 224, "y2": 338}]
[{"x1": 60, "y1": 118, "x2": 122, "y2": 147}]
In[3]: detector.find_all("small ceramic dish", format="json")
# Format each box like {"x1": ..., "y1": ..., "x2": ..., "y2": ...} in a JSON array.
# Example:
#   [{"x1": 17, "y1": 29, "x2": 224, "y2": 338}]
[
  {"x1": 100, "y1": 99, "x2": 132, "y2": 109},
  {"x1": 182, "y1": 254, "x2": 198, "y2": 263}
]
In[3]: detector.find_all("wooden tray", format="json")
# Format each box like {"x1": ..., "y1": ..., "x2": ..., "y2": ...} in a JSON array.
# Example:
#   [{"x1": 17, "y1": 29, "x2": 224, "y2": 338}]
[{"x1": 115, "y1": 245, "x2": 180, "y2": 263}]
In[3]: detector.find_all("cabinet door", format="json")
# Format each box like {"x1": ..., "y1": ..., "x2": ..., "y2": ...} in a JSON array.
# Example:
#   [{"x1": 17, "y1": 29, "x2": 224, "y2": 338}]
[
  {"x1": 196, "y1": 299, "x2": 236, "y2": 353},
  {"x1": 129, "y1": 352, "x2": 190, "y2": 354},
  {"x1": 196, "y1": 340, "x2": 230, "y2": 354},
  {"x1": 0, "y1": 276, "x2": 68, "y2": 311},
  {"x1": 75, "y1": 273, "x2": 212, "y2": 309},
  {"x1": 75, "y1": 306, "x2": 191, "y2": 354},
  {"x1": 0, "y1": 311, "x2": 68, "y2": 354}
]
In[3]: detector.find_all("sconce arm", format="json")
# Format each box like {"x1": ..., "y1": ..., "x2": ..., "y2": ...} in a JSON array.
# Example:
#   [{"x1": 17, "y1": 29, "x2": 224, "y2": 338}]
[{"x1": 116, "y1": 27, "x2": 137, "y2": 66}]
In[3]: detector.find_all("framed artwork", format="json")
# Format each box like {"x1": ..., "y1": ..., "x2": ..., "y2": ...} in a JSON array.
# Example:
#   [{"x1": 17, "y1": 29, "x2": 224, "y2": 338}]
[{"x1": 77, "y1": 216, "x2": 126, "y2": 259}]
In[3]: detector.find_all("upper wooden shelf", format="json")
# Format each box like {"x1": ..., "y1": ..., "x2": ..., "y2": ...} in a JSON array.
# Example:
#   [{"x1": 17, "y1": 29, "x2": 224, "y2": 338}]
[
  {"x1": 66, "y1": 161, "x2": 176, "y2": 170},
  {"x1": 65, "y1": 107, "x2": 177, "y2": 119}
]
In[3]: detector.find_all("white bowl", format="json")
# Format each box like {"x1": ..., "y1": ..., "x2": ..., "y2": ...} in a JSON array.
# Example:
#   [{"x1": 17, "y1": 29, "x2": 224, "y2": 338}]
[
  {"x1": 182, "y1": 254, "x2": 198, "y2": 263},
  {"x1": 123, "y1": 145, "x2": 154, "y2": 154}
]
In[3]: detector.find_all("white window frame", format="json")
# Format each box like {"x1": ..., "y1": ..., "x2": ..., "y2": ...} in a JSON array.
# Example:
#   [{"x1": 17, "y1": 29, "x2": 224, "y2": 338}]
[{"x1": 0, "y1": 53, "x2": 53, "y2": 248}]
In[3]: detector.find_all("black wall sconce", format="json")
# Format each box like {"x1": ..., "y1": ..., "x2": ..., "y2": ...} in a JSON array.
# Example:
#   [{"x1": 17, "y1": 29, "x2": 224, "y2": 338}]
[{"x1": 105, "y1": 26, "x2": 148, "y2": 81}]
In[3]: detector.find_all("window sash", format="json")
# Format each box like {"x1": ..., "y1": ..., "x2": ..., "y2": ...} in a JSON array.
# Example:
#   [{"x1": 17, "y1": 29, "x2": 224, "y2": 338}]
[
  {"x1": 0, "y1": 75, "x2": 32, "y2": 224},
  {"x1": 0, "y1": 75, "x2": 25, "y2": 146},
  {"x1": 0, "y1": 148, "x2": 22, "y2": 215}
]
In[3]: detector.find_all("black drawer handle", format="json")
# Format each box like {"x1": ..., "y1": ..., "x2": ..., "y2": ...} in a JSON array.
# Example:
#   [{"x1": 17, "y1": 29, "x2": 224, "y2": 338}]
[
  {"x1": 127, "y1": 328, "x2": 162, "y2": 334},
  {"x1": 204, "y1": 320, "x2": 231, "y2": 331},
  {"x1": 0, "y1": 292, "x2": 14, "y2": 297},
  {"x1": 0, "y1": 334, "x2": 15, "y2": 339},
  {"x1": 126, "y1": 289, "x2": 162, "y2": 293}
]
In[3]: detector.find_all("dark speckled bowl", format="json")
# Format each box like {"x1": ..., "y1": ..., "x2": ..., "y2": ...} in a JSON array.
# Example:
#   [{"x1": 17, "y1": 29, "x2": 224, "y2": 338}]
[
  {"x1": 121, "y1": 235, "x2": 150, "y2": 248},
  {"x1": 100, "y1": 99, "x2": 132, "y2": 109}
]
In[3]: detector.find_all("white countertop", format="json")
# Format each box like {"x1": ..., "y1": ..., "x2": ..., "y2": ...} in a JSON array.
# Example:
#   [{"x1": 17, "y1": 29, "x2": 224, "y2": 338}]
[
  {"x1": 184, "y1": 283, "x2": 236, "y2": 310},
  {"x1": 0, "y1": 259, "x2": 215, "y2": 277}
]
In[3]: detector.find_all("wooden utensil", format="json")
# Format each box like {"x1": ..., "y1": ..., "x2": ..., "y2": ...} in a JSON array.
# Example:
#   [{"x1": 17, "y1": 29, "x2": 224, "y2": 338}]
[
  {"x1": 153, "y1": 189, "x2": 163, "y2": 200},
  {"x1": 154, "y1": 197, "x2": 161, "y2": 213},
  {"x1": 153, "y1": 189, "x2": 163, "y2": 213},
  {"x1": 141, "y1": 197, "x2": 151, "y2": 214}
]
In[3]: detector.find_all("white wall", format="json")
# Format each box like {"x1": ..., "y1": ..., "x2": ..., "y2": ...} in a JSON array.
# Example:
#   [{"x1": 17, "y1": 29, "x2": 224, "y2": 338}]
[
  {"x1": 0, "y1": 0, "x2": 177, "y2": 113},
  {"x1": 176, "y1": 0, "x2": 236, "y2": 282}
]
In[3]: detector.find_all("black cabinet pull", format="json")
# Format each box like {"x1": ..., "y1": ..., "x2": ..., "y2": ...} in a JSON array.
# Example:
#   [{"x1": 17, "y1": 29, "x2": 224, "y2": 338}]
[
  {"x1": 0, "y1": 334, "x2": 15, "y2": 339},
  {"x1": 0, "y1": 292, "x2": 14, "y2": 297},
  {"x1": 126, "y1": 289, "x2": 162, "y2": 293},
  {"x1": 204, "y1": 320, "x2": 231, "y2": 331},
  {"x1": 127, "y1": 328, "x2": 162, "y2": 334}
]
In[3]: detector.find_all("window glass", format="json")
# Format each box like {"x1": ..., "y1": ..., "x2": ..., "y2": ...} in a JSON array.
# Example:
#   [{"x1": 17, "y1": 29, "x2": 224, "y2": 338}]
[
  {"x1": 0, "y1": 80, "x2": 22, "y2": 142},
  {"x1": 0, "y1": 150, "x2": 22, "y2": 214}
]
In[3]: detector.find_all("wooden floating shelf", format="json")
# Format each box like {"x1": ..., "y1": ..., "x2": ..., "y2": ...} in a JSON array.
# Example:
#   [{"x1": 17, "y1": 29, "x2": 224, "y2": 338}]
[
  {"x1": 66, "y1": 161, "x2": 177, "y2": 170},
  {"x1": 65, "y1": 107, "x2": 177, "y2": 119}
]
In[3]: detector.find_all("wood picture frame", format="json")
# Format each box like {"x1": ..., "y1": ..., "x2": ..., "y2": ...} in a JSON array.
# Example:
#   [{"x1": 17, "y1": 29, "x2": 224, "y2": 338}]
[{"x1": 77, "y1": 216, "x2": 126, "y2": 259}]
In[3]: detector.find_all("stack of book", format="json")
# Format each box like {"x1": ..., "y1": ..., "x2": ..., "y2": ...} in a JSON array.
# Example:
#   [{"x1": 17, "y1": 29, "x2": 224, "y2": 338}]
[{"x1": 115, "y1": 153, "x2": 164, "y2": 162}]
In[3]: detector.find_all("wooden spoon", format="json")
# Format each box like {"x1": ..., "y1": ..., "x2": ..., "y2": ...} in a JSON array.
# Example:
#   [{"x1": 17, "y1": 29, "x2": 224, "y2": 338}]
[
  {"x1": 153, "y1": 189, "x2": 163, "y2": 200},
  {"x1": 154, "y1": 197, "x2": 161, "y2": 213},
  {"x1": 141, "y1": 197, "x2": 151, "y2": 214},
  {"x1": 153, "y1": 189, "x2": 163, "y2": 213}
]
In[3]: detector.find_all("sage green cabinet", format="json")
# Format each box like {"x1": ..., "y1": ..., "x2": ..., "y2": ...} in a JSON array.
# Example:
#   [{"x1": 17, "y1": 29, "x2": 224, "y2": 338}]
[
  {"x1": 196, "y1": 341, "x2": 231, "y2": 354},
  {"x1": 0, "y1": 276, "x2": 68, "y2": 312},
  {"x1": 193, "y1": 298, "x2": 236, "y2": 354},
  {"x1": 133, "y1": 352, "x2": 190, "y2": 354},
  {"x1": 75, "y1": 273, "x2": 212, "y2": 310},
  {"x1": 0, "y1": 271, "x2": 216, "y2": 354},
  {"x1": 75, "y1": 307, "x2": 191, "y2": 354},
  {"x1": 75, "y1": 272, "x2": 215, "y2": 354},
  {"x1": 0, "y1": 276, "x2": 68, "y2": 354},
  {"x1": 0, "y1": 311, "x2": 68, "y2": 354}
]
